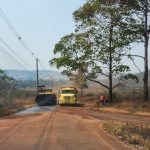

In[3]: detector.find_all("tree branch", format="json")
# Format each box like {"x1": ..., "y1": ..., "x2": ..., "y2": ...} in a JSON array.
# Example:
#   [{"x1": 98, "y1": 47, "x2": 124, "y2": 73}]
[
  {"x1": 116, "y1": 53, "x2": 145, "y2": 60},
  {"x1": 112, "y1": 83, "x2": 120, "y2": 89},
  {"x1": 128, "y1": 54, "x2": 145, "y2": 60},
  {"x1": 131, "y1": 58, "x2": 143, "y2": 73},
  {"x1": 101, "y1": 72, "x2": 109, "y2": 77},
  {"x1": 82, "y1": 70, "x2": 109, "y2": 89}
]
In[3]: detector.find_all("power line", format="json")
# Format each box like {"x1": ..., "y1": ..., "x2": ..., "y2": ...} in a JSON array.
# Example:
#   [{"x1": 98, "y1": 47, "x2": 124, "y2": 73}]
[
  {"x1": 39, "y1": 60, "x2": 51, "y2": 77},
  {"x1": 0, "y1": 8, "x2": 37, "y2": 59},
  {"x1": 0, "y1": 8, "x2": 20, "y2": 39},
  {"x1": 0, "y1": 51, "x2": 20, "y2": 67},
  {"x1": 0, "y1": 45, "x2": 28, "y2": 70},
  {"x1": 0, "y1": 49, "x2": 23, "y2": 68},
  {"x1": 0, "y1": 7, "x2": 49, "y2": 76},
  {"x1": 0, "y1": 38, "x2": 32, "y2": 69},
  {"x1": 19, "y1": 39, "x2": 37, "y2": 59}
]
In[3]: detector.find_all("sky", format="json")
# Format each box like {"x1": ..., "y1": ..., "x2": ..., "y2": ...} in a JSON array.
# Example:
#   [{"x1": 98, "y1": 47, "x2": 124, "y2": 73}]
[
  {"x1": 0, "y1": 0, "x2": 85, "y2": 71},
  {"x1": 0, "y1": 0, "x2": 149, "y2": 73}
]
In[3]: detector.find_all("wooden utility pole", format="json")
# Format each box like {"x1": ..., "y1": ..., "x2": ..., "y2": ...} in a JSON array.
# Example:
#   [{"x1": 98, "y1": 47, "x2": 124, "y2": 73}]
[
  {"x1": 50, "y1": 76, "x2": 52, "y2": 89},
  {"x1": 36, "y1": 58, "x2": 39, "y2": 90}
]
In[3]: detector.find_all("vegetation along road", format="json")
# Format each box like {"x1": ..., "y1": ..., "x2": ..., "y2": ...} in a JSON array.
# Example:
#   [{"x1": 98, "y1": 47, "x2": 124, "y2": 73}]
[{"x1": 0, "y1": 105, "x2": 150, "y2": 150}]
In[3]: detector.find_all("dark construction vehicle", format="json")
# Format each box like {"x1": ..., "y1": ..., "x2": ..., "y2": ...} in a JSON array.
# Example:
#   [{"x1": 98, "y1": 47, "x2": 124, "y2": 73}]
[{"x1": 35, "y1": 85, "x2": 57, "y2": 106}]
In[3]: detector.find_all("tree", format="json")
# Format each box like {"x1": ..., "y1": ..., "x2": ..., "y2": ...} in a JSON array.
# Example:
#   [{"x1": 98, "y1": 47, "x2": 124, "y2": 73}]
[
  {"x1": 50, "y1": 0, "x2": 139, "y2": 103},
  {"x1": 63, "y1": 69, "x2": 88, "y2": 96},
  {"x1": 143, "y1": 0, "x2": 150, "y2": 102},
  {"x1": 136, "y1": 0, "x2": 150, "y2": 102},
  {"x1": 0, "y1": 69, "x2": 15, "y2": 92},
  {"x1": 120, "y1": 0, "x2": 150, "y2": 102}
]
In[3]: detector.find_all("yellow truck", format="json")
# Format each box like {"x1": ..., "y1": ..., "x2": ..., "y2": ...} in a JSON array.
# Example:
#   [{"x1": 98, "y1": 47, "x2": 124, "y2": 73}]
[{"x1": 58, "y1": 87, "x2": 77, "y2": 105}]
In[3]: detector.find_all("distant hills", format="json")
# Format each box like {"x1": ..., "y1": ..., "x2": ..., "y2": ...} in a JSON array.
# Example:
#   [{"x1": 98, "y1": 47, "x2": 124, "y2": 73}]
[
  {"x1": 96, "y1": 70, "x2": 150, "y2": 88},
  {"x1": 5, "y1": 70, "x2": 68, "y2": 81},
  {"x1": 4, "y1": 70, "x2": 150, "y2": 88},
  {"x1": 123, "y1": 70, "x2": 150, "y2": 88}
]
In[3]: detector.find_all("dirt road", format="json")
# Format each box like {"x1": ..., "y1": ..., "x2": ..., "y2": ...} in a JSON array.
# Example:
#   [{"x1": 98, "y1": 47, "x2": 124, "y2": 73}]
[{"x1": 1, "y1": 105, "x2": 149, "y2": 150}]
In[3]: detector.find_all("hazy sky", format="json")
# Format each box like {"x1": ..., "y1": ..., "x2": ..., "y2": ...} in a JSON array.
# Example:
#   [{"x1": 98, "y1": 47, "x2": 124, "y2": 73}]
[
  {"x1": 0, "y1": 0, "x2": 85, "y2": 71},
  {"x1": 0, "y1": 0, "x2": 149, "y2": 73}
]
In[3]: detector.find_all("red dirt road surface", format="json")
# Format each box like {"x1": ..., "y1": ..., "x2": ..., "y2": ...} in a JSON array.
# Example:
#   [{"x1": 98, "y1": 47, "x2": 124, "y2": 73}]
[{"x1": 0, "y1": 105, "x2": 144, "y2": 150}]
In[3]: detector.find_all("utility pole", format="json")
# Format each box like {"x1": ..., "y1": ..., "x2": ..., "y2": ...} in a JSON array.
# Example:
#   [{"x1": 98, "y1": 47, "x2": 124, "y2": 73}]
[
  {"x1": 50, "y1": 76, "x2": 52, "y2": 89},
  {"x1": 36, "y1": 58, "x2": 39, "y2": 90}
]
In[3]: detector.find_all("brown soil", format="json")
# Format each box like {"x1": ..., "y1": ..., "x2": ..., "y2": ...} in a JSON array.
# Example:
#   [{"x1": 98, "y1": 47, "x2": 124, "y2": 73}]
[{"x1": 0, "y1": 106, "x2": 135, "y2": 150}]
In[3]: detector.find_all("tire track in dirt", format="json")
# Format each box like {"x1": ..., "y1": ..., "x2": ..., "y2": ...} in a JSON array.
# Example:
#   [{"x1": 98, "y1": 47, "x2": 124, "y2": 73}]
[
  {"x1": 34, "y1": 111, "x2": 56, "y2": 150},
  {"x1": 0, "y1": 116, "x2": 33, "y2": 146},
  {"x1": 43, "y1": 111, "x2": 56, "y2": 150},
  {"x1": 0, "y1": 114, "x2": 38, "y2": 137}
]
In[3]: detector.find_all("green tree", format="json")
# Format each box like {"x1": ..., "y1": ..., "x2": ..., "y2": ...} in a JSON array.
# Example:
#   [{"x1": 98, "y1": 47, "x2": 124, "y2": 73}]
[
  {"x1": 64, "y1": 69, "x2": 88, "y2": 96},
  {"x1": 50, "y1": 0, "x2": 139, "y2": 103},
  {"x1": 0, "y1": 69, "x2": 15, "y2": 92},
  {"x1": 132, "y1": 0, "x2": 150, "y2": 102},
  {"x1": 119, "y1": 0, "x2": 150, "y2": 102}
]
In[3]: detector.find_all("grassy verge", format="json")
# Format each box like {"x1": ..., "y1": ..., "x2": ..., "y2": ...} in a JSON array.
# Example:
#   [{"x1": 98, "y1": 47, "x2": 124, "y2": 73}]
[
  {"x1": 0, "y1": 89, "x2": 36, "y2": 116},
  {"x1": 102, "y1": 101, "x2": 150, "y2": 114},
  {"x1": 80, "y1": 89, "x2": 150, "y2": 114},
  {"x1": 102, "y1": 121, "x2": 150, "y2": 150}
]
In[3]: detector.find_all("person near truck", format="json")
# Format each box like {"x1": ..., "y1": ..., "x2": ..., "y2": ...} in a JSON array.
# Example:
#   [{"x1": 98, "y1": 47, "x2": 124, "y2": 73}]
[
  {"x1": 99, "y1": 94, "x2": 105, "y2": 105},
  {"x1": 96, "y1": 93, "x2": 105, "y2": 106}
]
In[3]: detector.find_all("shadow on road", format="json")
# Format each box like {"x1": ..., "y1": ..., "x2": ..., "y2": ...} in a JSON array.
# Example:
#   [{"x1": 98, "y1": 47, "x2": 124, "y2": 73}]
[
  {"x1": 59, "y1": 103, "x2": 85, "y2": 107},
  {"x1": 4, "y1": 113, "x2": 43, "y2": 119}
]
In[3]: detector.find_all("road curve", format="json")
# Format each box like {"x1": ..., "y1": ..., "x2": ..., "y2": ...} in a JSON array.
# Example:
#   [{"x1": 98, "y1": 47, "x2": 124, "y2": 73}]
[
  {"x1": 0, "y1": 106, "x2": 132, "y2": 150},
  {"x1": 58, "y1": 106, "x2": 150, "y2": 124}
]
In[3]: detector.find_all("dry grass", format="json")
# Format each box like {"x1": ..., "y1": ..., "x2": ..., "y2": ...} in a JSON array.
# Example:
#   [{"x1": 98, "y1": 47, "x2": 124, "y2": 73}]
[
  {"x1": 103, "y1": 121, "x2": 150, "y2": 150},
  {"x1": 80, "y1": 94, "x2": 150, "y2": 114},
  {"x1": 15, "y1": 98, "x2": 35, "y2": 107},
  {"x1": 109, "y1": 101, "x2": 150, "y2": 113},
  {"x1": 0, "y1": 89, "x2": 36, "y2": 116},
  {"x1": 0, "y1": 97, "x2": 35, "y2": 116},
  {"x1": 80, "y1": 87, "x2": 150, "y2": 113}
]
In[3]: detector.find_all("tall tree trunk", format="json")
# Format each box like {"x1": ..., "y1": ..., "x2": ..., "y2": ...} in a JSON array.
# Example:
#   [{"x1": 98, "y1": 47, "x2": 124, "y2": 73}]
[
  {"x1": 109, "y1": 50, "x2": 113, "y2": 103},
  {"x1": 144, "y1": 0, "x2": 149, "y2": 102},
  {"x1": 109, "y1": 22, "x2": 113, "y2": 103},
  {"x1": 80, "y1": 87, "x2": 83, "y2": 96},
  {"x1": 109, "y1": 76, "x2": 113, "y2": 103}
]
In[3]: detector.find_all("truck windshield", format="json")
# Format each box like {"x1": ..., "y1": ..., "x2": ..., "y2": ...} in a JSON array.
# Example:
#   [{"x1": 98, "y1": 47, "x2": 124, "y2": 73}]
[{"x1": 61, "y1": 90, "x2": 75, "y2": 94}]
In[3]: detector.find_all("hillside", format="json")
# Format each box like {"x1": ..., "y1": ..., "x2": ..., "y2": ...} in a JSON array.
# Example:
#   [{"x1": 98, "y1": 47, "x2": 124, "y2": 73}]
[
  {"x1": 87, "y1": 70, "x2": 150, "y2": 90},
  {"x1": 120, "y1": 70, "x2": 150, "y2": 88},
  {"x1": 4, "y1": 70, "x2": 150, "y2": 89},
  {"x1": 5, "y1": 70, "x2": 68, "y2": 81}
]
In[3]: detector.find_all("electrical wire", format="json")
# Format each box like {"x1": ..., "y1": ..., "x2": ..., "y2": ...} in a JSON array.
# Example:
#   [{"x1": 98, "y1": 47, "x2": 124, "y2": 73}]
[
  {"x1": 0, "y1": 45, "x2": 28, "y2": 70},
  {"x1": 0, "y1": 8, "x2": 20, "y2": 39},
  {"x1": 0, "y1": 51, "x2": 20, "y2": 68},
  {"x1": 0, "y1": 39, "x2": 32, "y2": 68},
  {"x1": 0, "y1": 8, "x2": 37, "y2": 59},
  {"x1": 0, "y1": 7, "x2": 50, "y2": 77},
  {"x1": 39, "y1": 60, "x2": 51, "y2": 77},
  {"x1": 19, "y1": 39, "x2": 37, "y2": 59}
]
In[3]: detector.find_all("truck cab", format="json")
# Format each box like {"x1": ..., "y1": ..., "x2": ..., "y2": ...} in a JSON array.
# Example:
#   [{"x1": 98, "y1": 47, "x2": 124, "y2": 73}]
[{"x1": 58, "y1": 87, "x2": 77, "y2": 105}]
